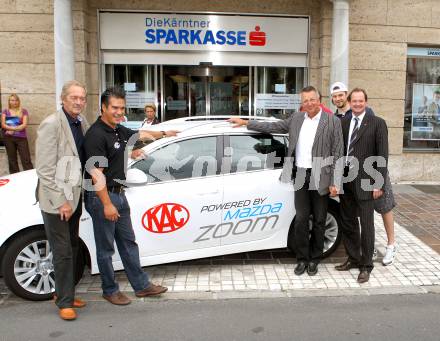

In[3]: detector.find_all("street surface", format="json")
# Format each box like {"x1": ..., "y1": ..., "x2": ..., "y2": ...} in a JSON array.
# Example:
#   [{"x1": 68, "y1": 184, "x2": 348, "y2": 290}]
[{"x1": 1, "y1": 293, "x2": 439, "y2": 341}]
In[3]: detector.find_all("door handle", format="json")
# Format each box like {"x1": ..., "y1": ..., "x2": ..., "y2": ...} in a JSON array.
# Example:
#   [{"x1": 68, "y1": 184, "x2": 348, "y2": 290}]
[{"x1": 196, "y1": 190, "x2": 219, "y2": 195}]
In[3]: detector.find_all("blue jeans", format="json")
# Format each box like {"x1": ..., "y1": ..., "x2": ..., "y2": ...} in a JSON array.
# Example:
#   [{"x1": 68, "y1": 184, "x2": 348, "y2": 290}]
[{"x1": 85, "y1": 191, "x2": 150, "y2": 296}]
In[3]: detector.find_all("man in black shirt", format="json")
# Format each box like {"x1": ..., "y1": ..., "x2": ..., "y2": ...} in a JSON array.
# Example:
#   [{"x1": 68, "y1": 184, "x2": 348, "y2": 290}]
[{"x1": 84, "y1": 87, "x2": 177, "y2": 305}]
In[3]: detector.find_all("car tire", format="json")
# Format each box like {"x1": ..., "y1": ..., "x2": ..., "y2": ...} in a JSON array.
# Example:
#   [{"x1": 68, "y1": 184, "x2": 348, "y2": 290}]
[
  {"x1": 323, "y1": 200, "x2": 342, "y2": 258},
  {"x1": 1, "y1": 228, "x2": 85, "y2": 301},
  {"x1": 287, "y1": 198, "x2": 342, "y2": 259}
]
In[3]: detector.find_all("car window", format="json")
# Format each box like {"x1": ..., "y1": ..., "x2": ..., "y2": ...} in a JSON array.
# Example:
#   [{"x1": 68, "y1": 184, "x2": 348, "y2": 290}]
[
  {"x1": 229, "y1": 135, "x2": 286, "y2": 173},
  {"x1": 131, "y1": 136, "x2": 217, "y2": 182}
]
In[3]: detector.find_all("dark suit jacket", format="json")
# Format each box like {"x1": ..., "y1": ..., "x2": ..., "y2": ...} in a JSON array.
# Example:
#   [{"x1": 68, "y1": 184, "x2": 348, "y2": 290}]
[{"x1": 341, "y1": 110, "x2": 389, "y2": 200}]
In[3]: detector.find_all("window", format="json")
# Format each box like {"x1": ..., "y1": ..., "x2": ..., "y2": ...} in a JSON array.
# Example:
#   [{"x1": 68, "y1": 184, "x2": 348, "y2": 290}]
[
  {"x1": 131, "y1": 136, "x2": 217, "y2": 182},
  {"x1": 404, "y1": 48, "x2": 440, "y2": 151},
  {"x1": 255, "y1": 67, "x2": 306, "y2": 119},
  {"x1": 105, "y1": 64, "x2": 157, "y2": 124},
  {"x1": 228, "y1": 134, "x2": 286, "y2": 173}
]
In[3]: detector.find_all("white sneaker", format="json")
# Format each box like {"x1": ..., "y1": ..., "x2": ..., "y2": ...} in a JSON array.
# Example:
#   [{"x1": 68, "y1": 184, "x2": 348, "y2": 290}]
[
  {"x1": 372, "y1": 248, "x2": 378, "y2": 261},
  {"x1": 382, "y1": 244, "x2": 397, "y2": 266}
]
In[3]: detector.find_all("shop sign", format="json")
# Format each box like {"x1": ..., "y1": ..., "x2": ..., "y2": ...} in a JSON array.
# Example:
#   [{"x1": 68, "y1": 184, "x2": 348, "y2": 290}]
[
  {"x1": 255, "y1": 93, "x2": 301, "y2": 110},
  {"x1": 408, "y1": 47, "x2": 440, "y2": 57},
  {"x1": 125, "y1": 92, "x2": 155, "y2": 109},
  {"x1": 100, "y1": 12, "x2": 308, "y2": 53}
]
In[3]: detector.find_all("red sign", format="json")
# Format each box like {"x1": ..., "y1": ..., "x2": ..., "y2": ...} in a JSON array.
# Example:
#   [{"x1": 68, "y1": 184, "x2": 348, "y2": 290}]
[
  {"x1": 249, "y1": 26, "x2": 266, "y2": 46},
  {"x1": 0, "y1": 179, "x2": 9, "y2": 187},
  {"x1": 142, "y1": 203, "x2": 190, "y2": 234}
]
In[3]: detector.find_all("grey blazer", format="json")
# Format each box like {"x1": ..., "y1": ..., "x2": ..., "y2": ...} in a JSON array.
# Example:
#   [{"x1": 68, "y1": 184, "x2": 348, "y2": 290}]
[
  {"x1": 248, "y1": 112, "x2": 344, "y2": 195},
  {"x1": 35, "y1": 110, "x2": 89, "y2": 214}
]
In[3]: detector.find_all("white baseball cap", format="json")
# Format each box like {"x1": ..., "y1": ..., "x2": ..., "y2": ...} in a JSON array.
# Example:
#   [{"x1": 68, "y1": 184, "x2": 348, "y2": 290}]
[{"x1": 330, "y1": 82, "x2": 348, "y2": 94}]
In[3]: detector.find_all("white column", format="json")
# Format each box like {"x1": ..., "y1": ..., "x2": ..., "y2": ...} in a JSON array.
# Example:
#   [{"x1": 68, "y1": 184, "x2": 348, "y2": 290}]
[
  {"x1": 330, "y1": 0, "x2": 350, "y2": 88},
  {"x1": 54, "y1": 0, "x2": 75, "y2": 110}
]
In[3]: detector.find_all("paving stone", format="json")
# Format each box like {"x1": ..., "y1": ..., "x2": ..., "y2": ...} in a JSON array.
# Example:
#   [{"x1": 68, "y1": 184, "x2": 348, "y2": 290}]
[{"x1": 3, "y1": 196, "x2": 440, "y2": 301}]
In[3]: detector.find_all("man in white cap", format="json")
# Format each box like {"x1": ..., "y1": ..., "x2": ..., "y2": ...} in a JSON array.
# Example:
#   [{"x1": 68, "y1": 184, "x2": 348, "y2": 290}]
[{"x1": 330, "y1": 82, "x2": 350, "y2": 118}]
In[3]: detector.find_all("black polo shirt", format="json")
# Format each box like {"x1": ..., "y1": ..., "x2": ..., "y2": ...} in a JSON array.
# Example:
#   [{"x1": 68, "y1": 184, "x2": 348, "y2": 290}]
[
  {"x1": 63, "y1": 108, "x2": 85, "y2": 167},
  {"x1": 83, "y1": 117, "x2": 138, "y2": 188}
]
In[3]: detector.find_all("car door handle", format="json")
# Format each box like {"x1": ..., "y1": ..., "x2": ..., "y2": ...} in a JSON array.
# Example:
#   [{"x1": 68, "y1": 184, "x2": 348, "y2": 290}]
[{"x1": 196, "y1": 190, "x2": 219, "y2": 195}]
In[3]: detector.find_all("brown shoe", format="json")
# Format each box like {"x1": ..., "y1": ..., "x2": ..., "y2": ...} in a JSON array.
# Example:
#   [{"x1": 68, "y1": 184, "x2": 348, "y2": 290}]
[
  {"x1": 73, "y1": 298, "x2": 87, "y2": 308},
  {"x1": 357, "y1": 270, "x2": 370, "y2": 283},
  {"x1": 102, "y1": 291, "x2": 131, "y2": 305},
  {"x1": 335, "y1": 259, "x2": 359, "y2": 271},
  {"x1": 54, "y1": 295, "x2": 87, "y2": 308},
  {"x1": 59, "y1": 308, "x2": 77, "y2": 321},
  {"x1": 135, "y1": 284, "x2": 168, "y2": 297}
]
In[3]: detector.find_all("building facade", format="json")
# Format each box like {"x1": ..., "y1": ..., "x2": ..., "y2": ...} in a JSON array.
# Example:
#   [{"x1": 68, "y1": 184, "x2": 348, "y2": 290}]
[{"x1": 0, "y1": 0, "x2": 439, "y2": 182}]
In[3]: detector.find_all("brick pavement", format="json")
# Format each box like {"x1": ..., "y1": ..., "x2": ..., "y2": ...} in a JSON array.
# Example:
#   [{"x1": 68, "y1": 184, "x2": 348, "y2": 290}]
[
  {"x1": 1, "y1": 185, "x2": 440, "y2": 301},
  {"x1": 393, "y1": 185, "x2": 440, "y2": 254},
  {"x1": 70, "y1": 213, "x2": 440, "y2": 294}
]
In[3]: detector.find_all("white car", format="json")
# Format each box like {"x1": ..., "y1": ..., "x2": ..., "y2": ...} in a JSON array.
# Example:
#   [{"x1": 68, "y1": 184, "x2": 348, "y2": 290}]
[{"x1": 0, "y1": 117, "x2": 342, "y2": 301}]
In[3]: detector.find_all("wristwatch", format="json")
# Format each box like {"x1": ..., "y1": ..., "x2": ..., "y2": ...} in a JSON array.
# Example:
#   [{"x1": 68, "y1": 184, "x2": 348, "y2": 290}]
[{"x1": 161, "y1": 131, "x2": 166, "y2": 138}]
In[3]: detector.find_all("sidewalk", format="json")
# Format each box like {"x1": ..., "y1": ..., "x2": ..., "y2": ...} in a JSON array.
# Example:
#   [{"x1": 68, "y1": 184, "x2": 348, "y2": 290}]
[
  {"x1": 393, "y1": 184, "x2": 440, "y2": 254},
  {"x1": 1, "y1": 185, "x2": 440, "y2": 302}
]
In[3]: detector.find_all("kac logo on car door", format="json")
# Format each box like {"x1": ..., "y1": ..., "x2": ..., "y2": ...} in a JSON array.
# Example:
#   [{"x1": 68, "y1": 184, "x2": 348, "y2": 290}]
[{"x1": 142, "y1": 203, "x2": 190, "y2": 233}]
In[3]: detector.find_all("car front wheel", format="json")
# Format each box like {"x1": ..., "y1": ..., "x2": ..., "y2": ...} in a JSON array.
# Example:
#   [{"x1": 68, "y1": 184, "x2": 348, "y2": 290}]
[{"x1": 1, "y1": 228, "x2": 85, "y2": 301}]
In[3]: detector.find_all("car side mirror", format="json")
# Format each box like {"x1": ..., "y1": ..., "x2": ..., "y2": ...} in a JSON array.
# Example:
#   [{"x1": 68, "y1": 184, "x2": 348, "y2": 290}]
[{"x1": 125, "y1": 168, "x2": 150, "y2": 186}]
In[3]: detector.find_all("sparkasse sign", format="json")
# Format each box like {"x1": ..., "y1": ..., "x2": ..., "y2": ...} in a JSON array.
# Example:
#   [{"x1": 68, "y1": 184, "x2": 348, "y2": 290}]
[{"x1": 100, "y1": 12, "x2": 309, "y2": 54}]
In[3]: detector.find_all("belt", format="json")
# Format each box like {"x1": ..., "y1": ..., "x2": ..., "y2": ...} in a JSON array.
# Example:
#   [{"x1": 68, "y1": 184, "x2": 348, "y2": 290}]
[{"x1": 107, "y1": 186, "x2": 125, "y2": 194}]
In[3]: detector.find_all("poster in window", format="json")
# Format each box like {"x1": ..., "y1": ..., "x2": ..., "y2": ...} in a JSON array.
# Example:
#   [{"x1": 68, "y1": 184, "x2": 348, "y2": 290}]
[{"x1": 411, "y1": 83, "x2": 440, "y2": 140}]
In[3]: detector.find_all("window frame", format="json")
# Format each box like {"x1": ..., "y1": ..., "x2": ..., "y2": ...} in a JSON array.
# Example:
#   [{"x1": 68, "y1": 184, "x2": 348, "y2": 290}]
[
  {"x1": 130, "y1": 134, "x2": 223, "y2": 185},
  {"x1": 403, "y1": 52, "x2": 440, "y2": 152},
  {"x1": 222, "y1": 132, "x2": 288, "y2": 174}
]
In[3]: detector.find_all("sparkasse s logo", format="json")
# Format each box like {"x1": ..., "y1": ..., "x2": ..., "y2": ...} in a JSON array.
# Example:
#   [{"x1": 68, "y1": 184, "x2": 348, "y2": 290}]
[
  {"x1": 249, "y1": 26, "x2": 266, "y2": 46},
  {"x1": 142, "y1": 203, "x2": 190, "y2": 233}
]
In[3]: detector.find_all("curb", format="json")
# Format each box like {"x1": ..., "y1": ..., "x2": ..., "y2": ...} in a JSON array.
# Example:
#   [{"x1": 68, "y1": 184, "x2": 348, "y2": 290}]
[{"x1": 4, "y1": 285, "x2": 437, "y2": 304}]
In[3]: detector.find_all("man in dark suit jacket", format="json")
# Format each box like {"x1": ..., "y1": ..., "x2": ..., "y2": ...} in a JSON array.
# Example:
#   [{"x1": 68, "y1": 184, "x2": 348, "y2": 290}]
[
  {"x1": 335, "y1": 88, "x2": 389, "y2": 283},
  {"x1": 229, "y1": 86, "x2": 344, "y2": 276}
]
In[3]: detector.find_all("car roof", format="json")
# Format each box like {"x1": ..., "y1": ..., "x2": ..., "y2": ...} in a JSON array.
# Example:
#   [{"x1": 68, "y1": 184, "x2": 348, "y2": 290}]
[{"x1": 140, "y1": 116, "x2": 282, "y2": 137}]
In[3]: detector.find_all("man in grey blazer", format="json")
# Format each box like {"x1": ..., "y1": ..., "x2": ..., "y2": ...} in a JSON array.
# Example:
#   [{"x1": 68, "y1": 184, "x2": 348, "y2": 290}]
[
  {"x1": 229, "y1": 86, "x2": 344, "y2": 276},
  {"x1": 36, "y1": 80, "x2": 89, "y2": 321}
]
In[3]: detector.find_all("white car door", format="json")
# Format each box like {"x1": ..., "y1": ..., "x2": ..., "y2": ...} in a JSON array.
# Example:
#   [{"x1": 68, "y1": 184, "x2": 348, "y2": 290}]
[
  {"x1": 125, "y1": 135, "x2": 223, "y2": 259},
  {"x1": 220, "y1": 133, "x2": 294, "y2": 247}
]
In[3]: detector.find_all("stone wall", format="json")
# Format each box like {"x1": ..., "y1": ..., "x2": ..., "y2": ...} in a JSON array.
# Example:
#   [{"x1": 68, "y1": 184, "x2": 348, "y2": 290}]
[
  {"x1": 1, "y1": 0, "x2": 440, "y2": 182},
  {"x1": 346, "y1": 0, "x2": 439, "y2": 182},
  {"x1": 0, "y1": 0, "x2": 55, "y2": 155}
]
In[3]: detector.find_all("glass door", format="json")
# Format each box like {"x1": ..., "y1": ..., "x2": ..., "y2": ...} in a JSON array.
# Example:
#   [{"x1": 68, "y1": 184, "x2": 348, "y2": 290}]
[
  {"x1": 163, "y1": 65, "x2": 249, "y2": 120},
  {"x1": 189, "y1": 76, "x2": 207, "y2": 116},
  {"x1": 105, "y1": 64, "x2": 157, "y2": 125}
]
